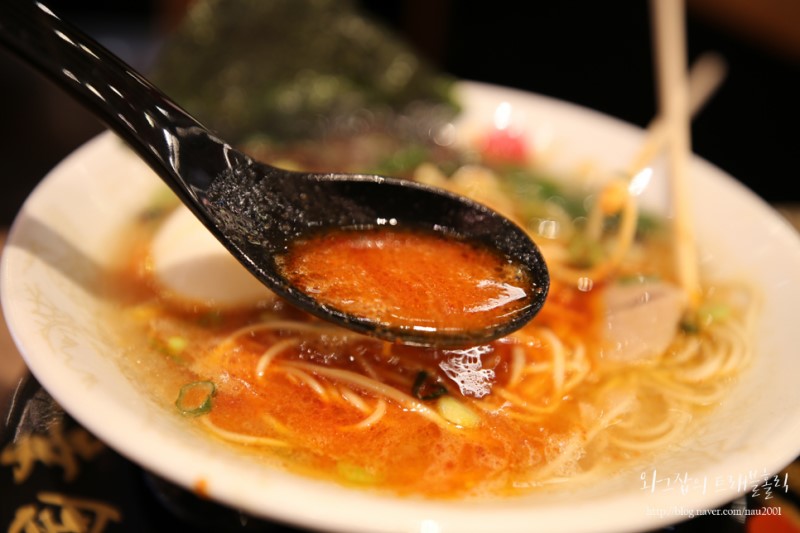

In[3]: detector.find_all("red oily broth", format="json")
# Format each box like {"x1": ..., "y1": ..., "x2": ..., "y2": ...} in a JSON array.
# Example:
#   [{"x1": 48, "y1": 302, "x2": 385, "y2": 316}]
[
  {"x1": 276, "y1": 226, "x2": 534, "y2": 335},
  {"x1": 110, "y1": 221, "x2": 604, "y2": 499}
]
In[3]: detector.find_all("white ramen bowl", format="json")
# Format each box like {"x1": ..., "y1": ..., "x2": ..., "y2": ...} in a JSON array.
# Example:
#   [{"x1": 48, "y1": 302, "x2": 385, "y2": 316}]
[{"x1": 3, "y1": 81, "x2": 800, "y2": 533}]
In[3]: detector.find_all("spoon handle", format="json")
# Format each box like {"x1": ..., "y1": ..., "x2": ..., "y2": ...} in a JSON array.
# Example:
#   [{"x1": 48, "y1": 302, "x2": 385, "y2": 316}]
[{"x1": 0, "y1": 1, "x2": 248, "y2": 207}]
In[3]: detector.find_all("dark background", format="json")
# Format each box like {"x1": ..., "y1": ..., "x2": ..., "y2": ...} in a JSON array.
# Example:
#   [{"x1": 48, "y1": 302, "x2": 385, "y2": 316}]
[{"x1": 1, "y1": 0, "x2": 798, "y2": 226}]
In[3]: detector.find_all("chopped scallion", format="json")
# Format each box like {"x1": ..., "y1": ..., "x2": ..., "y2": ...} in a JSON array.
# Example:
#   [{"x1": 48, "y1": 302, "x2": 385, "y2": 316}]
[
  {"x1": 436, "y1": 396, "x2": 480, "y2": 428},
  {"x1": 336, "y1": 461, "x2": 381, "y2": 485},
  {"x1": 680, "y1": 302, "x2": 732, "y2": 334},
  {"x1": 175, "y1": 380, "x2": 216, "y2": 416},
  {"x1": 697, "y1": 303, "x2": 731, "y2": 324},
  {"x1": 166, "y1": 336, "x2": 188, "y2": 355}
]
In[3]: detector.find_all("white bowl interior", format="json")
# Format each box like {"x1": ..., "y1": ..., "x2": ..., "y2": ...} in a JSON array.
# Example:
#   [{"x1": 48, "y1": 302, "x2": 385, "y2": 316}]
[{"x1": 3, "y1": 82, "x2": 800, "y2": 533}]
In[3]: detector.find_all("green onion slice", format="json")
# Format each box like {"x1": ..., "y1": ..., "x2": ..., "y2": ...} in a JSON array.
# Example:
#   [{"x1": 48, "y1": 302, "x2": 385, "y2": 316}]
[{"x1": 175, "y1": 380, "x2": 216, "y2": 416}]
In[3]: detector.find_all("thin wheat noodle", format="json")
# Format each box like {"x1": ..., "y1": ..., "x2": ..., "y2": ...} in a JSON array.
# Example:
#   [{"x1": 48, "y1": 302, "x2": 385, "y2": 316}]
[
  {"x1": 281, "y1": 361, "x2": 453, "y2": 429},
  {"x1": 351, "y1": 351, "x2": 381, "y2": 380},
  {"x1": 609, "y1": 411, "x2": 691, "y2": 451},
  {"x1": 219, "y1": 320, "x2": 349, "y2": 348},
  {"x1": 342, "y1": 399, "x2": 388, "y2": 430},
  {"x1": 256, "y1": 338, "x2": 300, "y2": 377},
  {"x1": 507, "y1": 345, "x2": 527, "y2": 387},
  {"x1": 537, "y1": 328, "x2": 566, "y2": 392},
  {"x1": 338, "y1": 386, "x2": 371, "y2": 413},
  {"x1": 645, "y1": 372, "x2": 728, "y2": 405},
  {"x1": 283, "y1": 367, "x2": 329, "y2": 398},
  {"x1": 496, "y1": 388, "x2": 562, "y2": 416},
  {"x1": 552, "y1": 190, "x2": 639, "y2": 285},
  {"x1": 200, "y1": 416, "x2": 290, "y2": 448}
]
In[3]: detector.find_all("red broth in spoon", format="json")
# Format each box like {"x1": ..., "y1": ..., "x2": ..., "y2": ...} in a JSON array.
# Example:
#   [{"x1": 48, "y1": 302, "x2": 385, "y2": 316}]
[{"x1": 277, "y1": 225, "x2": 535, "y2": 342}]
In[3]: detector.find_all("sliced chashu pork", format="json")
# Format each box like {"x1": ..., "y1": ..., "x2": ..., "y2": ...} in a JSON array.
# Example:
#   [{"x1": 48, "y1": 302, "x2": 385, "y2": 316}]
[{"x1": 602, "y1": 279, "x2": 687, "y2": 363}]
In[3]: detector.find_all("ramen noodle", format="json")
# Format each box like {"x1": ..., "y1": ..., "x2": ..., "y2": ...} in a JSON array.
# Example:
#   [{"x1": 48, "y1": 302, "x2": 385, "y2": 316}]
[{"x1": 106, "y1": 129, "x2": 757, "y2": 499}]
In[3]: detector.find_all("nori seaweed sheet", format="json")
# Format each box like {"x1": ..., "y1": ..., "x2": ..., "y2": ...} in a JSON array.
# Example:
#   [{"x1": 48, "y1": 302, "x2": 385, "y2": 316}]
[{"x1": 149, "y1": 0, "x2": 459, "y2": 145}]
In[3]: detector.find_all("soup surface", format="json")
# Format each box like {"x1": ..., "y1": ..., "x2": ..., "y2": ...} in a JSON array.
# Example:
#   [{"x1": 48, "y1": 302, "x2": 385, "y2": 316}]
[
  {"x1": 277, "y1": 226, "x2": 534, "y2": 337},
  {"x1": 106, "y1": 130, "x2": 755, "y2": 499}
]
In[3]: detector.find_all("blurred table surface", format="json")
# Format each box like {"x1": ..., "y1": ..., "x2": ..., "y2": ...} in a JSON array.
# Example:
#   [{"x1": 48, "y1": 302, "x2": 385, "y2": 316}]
[{"x1": 2, "y1": 203, "x2": 800, "y2": 423}]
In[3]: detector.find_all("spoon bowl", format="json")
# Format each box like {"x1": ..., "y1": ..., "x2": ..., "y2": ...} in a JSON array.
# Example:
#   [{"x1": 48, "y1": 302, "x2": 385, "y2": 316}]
[{"x1": 0, "y1": 0, "x2": 548, "y2": 345}]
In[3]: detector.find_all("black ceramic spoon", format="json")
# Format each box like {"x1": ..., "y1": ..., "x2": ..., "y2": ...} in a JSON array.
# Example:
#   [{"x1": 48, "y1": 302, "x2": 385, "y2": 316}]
[{"x1": 0, "y1": 1, "x2": 548, "y2": 346}]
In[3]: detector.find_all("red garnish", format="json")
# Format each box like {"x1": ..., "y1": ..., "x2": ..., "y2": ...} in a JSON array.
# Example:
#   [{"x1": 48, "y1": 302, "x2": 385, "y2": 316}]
[{"x1": 480, "y1": 128, "x2": 528, "y2": 164}]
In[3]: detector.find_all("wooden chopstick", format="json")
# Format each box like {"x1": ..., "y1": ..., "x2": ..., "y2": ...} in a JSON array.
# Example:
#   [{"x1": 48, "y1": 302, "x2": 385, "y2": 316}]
[{"x1": 650, "y1": 0, "x2": 701, "y2": 306}]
